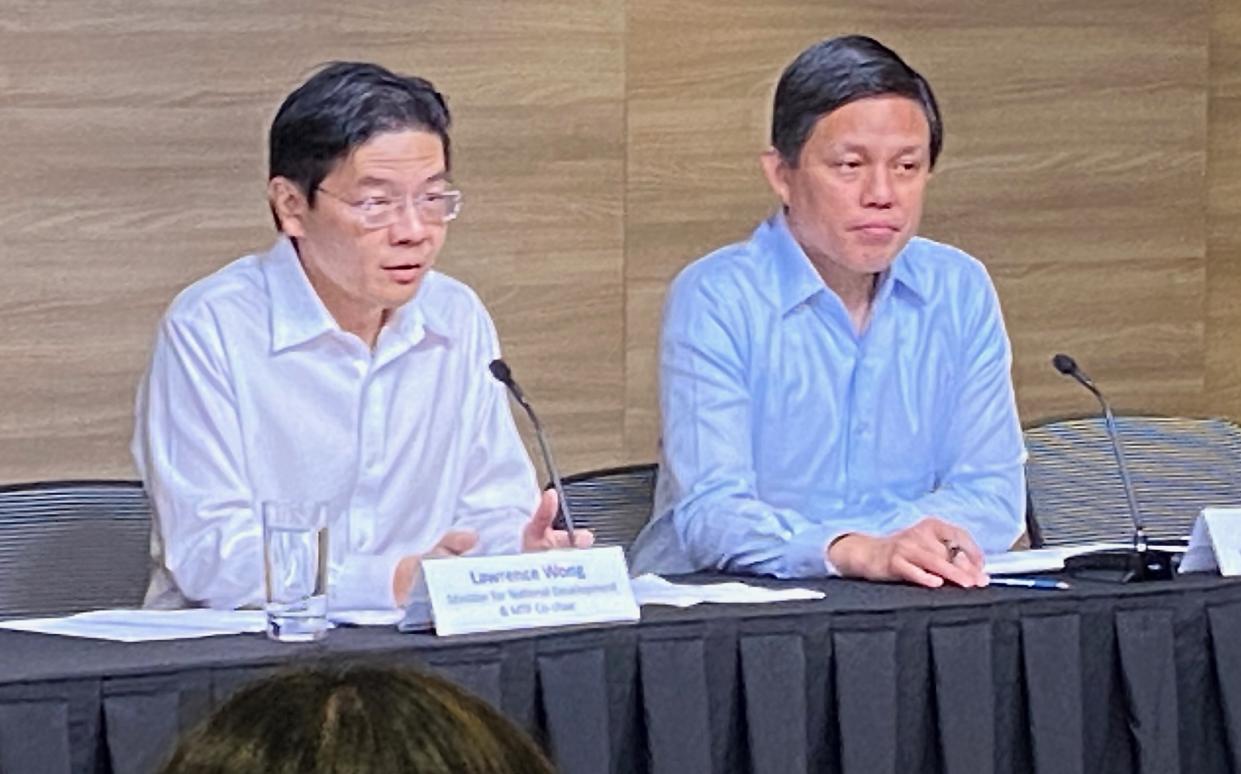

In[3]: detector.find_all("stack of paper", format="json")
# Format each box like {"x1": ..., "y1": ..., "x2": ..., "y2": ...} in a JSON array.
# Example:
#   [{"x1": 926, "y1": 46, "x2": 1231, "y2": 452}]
[
  {"x1": 985, "y1": 542, "x2": 1153, "y2": 575},
  {"x1": 630, "y1": 574, "x2": 825, "y2": 608},
  {"x1": 0, "y1": 608, "x2": 266, "y2": 642},
  {"x1": 0, "y1": 607, "x2": 406, "y2": 642}
]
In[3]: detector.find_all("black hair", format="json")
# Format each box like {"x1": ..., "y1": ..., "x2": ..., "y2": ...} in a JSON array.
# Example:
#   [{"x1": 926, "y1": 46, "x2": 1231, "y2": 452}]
[
  {"x1": 268, "y1": 61, "x2": 452, "y2": 217},
  {"x1": 771, "y1": 35, "x2": 942, "y2": 168}
]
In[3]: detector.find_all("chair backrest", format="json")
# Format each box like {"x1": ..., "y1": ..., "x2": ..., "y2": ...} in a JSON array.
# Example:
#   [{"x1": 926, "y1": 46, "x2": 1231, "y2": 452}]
[
  {"x1": 0, "y1": 480, "x2": 152, "y2": 619},
  {"x1": 557, "y1": 464, "x2": 657, "y2": 553},
  {"x1": 1024, "y1": 488, "x2": 1043, "y2": 548},
  {"x1": 1023, "y1": 416, "x2": 1241, "y2": 546}
]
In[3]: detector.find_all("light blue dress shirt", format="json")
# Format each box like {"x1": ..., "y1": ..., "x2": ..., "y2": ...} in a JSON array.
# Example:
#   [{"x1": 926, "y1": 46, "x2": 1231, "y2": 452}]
[{"x1": 628, "y1": 213, "x2": 1026, "y2": 579}]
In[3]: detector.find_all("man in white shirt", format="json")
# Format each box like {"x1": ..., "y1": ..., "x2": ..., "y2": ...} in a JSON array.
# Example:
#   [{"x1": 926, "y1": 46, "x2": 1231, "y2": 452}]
[{"x1": 133, "y1": 62, "x2": 590, "y2": 612}]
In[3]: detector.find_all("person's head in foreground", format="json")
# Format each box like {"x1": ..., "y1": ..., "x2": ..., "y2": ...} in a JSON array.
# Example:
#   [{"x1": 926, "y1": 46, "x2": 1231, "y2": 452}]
[
  {"x1": 761, "y1": 34, "x2": 942, "y2": 297},
  {"x1": 160, "y1": 665, "x2": 555, "y2": 774}
]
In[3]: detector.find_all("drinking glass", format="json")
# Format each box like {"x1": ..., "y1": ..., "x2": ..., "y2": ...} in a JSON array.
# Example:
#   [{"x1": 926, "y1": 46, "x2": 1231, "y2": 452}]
[{"x1": 262, "y1": 501, "x2": 329, "y2": 642}]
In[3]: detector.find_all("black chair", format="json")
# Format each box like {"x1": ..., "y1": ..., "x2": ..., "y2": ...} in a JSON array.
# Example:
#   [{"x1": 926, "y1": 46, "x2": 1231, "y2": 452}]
[
  {"x1": 0, "y1": 480, "x2": 152, "y2": 619},
  {"x1": 556, "y1": 464, "x2": 657, "y2": 553},
  {"x1": 1023, "y1": 416, "x2": 1241, "y2": 547},
  {"x1": 1023, "y1": 488, "x2": 1043, "y2": 548}
]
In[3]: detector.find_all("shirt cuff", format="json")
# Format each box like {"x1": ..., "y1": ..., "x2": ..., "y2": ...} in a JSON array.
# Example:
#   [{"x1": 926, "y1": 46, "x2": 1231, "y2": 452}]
[
  {"x1": 330, "y1": 550, "x2": 404, "y2": 611},
  {"x1": 782, "y1": 523, "x2": 846, "y2": 578}
]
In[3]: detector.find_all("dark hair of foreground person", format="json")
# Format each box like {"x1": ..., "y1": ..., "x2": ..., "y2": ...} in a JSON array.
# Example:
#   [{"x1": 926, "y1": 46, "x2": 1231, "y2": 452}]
[{"x1": 160, "y1": 665, "x2": 556, "y2": 774}]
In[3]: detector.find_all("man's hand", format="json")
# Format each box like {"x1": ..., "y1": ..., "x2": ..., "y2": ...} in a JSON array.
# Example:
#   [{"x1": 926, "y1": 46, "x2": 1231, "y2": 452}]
[
  {"x1": 827, "y1": 517, "x2": 988, "y2": 588},
  {"x1": 521, "y1": 489, "x2": 595, "y2": 551},
  {"x1": 391, "y1": 492, "x2": 595, "y2": 605},
  {"x1": 392, "y1": 529, "x2": 479, "y2": 606}
]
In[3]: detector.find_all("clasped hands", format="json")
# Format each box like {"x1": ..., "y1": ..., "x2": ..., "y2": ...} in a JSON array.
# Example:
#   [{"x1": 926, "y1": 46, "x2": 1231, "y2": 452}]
[
  {"x1": 827, "y1": 516, "x2": 989, "y2": 588},
  {"x1": 393, "y1": 490, "x2": 594, "y2": 604}
]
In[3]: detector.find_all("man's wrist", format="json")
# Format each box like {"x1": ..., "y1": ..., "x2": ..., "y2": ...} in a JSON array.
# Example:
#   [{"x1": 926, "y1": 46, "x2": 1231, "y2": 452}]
[
  {"x1": 827, "y1": 533, "x2": 867, "y2": 577},
  {"x1": 392, "y1": 555, "x2": 420, "y2": 606}
]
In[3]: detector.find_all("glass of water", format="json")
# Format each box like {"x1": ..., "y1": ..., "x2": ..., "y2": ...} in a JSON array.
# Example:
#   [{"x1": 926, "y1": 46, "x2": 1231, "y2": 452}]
[{"x1": 262, "y1": 501, "x2": 329, "y2": 642}]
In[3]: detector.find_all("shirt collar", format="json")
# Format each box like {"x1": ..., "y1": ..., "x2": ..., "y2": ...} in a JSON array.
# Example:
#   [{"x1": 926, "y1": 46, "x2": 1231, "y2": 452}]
[
  {"x1": 885, "y1": 239, "x2": 930, "y2": 305},
  {"x1": 386, "y1": 293, "x2": 453, "y2": 351},
  {"x1": 263, "y1": 236, "x2": 338, "y2": 352},
  {"x1": 262, "y1": 236, "x2": 451, "y2": 353},
  {"x1": 755, "y1": 211, "x2": 930, "y2": 314}
]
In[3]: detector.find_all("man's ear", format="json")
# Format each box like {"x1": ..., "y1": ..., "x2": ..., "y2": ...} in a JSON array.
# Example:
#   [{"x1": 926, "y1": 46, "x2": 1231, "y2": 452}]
[
  {"x1": 267, "y1": 177, "x2": 309, "y2": 237},
  {"x1": 759, "y1": 148, "x2": 792, "y2": 208}
]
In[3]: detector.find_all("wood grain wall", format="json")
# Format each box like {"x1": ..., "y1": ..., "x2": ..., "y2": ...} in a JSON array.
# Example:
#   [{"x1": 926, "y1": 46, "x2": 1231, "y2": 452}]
[
  {"x1": 1207, "y1": 0, "x2": 1241, "y2": 419},
  {"x1": 0, "y1": 0, "x2": 626, "y2": 480},
  {"x1": 625, "y1": 0, "x2": 1216, "y2": 457},
  {"x1": 0, "y1": 1, "x2": 1236, "y2": 483}
]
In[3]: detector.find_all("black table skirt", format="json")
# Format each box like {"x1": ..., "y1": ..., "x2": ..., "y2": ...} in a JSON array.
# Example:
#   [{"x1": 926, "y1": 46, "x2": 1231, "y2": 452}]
[{"x1": 3, "y1": 574, "x2": 1241, "y2": 774}]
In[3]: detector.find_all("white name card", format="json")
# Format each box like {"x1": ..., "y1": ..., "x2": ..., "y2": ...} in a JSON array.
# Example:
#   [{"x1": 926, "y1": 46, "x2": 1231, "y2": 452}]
[
  {"x1": 421, "y1": 546, "x2": 640, "y2": 636},
  {"x1": 1181, "y1": 508, "x2": 1241, "y2": 575}
]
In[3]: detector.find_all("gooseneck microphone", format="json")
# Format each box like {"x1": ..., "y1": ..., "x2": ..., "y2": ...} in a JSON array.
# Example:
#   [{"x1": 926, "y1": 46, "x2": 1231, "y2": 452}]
[
  {"x1": 489, "y1": 359, "x2": 577, "y2": 546},
  {"x1": 1051, "y1": 353, "x2": 1146, "y2": 552},
  {"x1": 1050, "y1": 353, "x2": 1174, "y2": 581}
]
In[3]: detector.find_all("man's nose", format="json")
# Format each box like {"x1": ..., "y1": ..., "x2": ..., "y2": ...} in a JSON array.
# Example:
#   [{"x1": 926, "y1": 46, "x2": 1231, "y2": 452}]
[
  {"x1": 388, "y1": 196, "x2": 432, "y2": 242},
  {"x1": 862, "y1": 167, "x2": 895, "y2": 208}
]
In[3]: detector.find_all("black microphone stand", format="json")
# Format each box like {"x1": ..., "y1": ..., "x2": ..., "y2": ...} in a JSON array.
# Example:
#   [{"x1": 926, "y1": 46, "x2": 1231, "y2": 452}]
[
  {"x1": 1051, "y1": 354, "x2": 1176, "y2": 582},
  {"x1": 489, "y1": 360, "x2": 578, "y2": 546}
]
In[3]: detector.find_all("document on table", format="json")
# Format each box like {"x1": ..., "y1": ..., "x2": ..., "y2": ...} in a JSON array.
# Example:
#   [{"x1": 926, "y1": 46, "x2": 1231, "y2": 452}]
[
  {"x1": 0, "y1": 607, "x2": 406, "y2": 641},
  {"x1": 0, "y1": 609, "x2": 267, "y2": 642},
  {"x1": 985, "y1": 542, "x2": 1184, "y2": 575},
  {"x1": 630, "y1": 574, "x2": 825, "y2": 608}
]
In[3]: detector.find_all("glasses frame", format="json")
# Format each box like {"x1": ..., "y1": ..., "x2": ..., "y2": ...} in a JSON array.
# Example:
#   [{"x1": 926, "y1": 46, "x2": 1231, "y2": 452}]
[{"x1": 315, "y1": 186, "x2": 463, "y2": 229}]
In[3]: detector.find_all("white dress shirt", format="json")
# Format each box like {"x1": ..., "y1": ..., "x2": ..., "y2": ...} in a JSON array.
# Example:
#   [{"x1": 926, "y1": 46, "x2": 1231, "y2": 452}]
[{"x1": 133, "y1": 236, "x2": 538, "y2": 610}]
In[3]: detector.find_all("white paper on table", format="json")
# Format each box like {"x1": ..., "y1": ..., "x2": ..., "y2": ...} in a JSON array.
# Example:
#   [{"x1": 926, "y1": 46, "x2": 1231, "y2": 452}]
[
  {"x1": 985, "y1": 541, "x2": 1185, "y2": 575},
  {"x1": 0, "y1": 607, "x2": 411, "y2": 641},
  {"x1": 0, "y1": 609, "x2": 267, "y2": 642},
  {"x1": 330, "y1": 608, "x2": 404, "y2": 627},
  {"x1": 630, "y1": 573, "x2": 825, "y2": 608}
]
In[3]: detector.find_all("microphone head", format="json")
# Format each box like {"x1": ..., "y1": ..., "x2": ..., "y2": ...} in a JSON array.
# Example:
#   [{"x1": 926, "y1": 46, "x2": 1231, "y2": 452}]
[
  {"x1": 1051, "y1": 353, "x2": 1078, "y2": 376},
  {"x1": 488, "y1": 359, "x2": 512, "y2": 384}
]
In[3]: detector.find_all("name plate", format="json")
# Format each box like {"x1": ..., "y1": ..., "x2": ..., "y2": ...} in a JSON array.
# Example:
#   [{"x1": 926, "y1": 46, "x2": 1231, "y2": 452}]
[
  {"x1": 1181, "y1": 508, "x2": 1241, "y2": 576},
  {"x1": 421, "y1": 546, "x2": 639, "y2": 636}
]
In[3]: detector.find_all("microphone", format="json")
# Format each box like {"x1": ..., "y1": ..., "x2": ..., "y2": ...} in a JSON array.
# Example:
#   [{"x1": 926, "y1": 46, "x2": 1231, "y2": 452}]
[
  {"x1": 1050, "y1": 353, "x2": 1173, "y2": 581},
  {"x1": 1051, "y1": 354, "x2": 1145, "y2": 551},
  {"x1": 489, "y1": 359, "x2": 577, "y2": 547}
]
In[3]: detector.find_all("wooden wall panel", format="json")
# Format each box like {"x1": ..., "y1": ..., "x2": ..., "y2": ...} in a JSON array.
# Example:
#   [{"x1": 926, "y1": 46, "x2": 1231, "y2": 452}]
[
  {"x1": 0, "y1": 0, "x2": 624, "y2": 482},
  {"x1": 1206, "y1": 0, "x2": 1241, "y2": 419},
  {"x1": 1, "y1": 0, "x2": 1237, "y2": 484},
  {"x1": 625, "y1": 0, "x2": 1211, "y2": 461}
]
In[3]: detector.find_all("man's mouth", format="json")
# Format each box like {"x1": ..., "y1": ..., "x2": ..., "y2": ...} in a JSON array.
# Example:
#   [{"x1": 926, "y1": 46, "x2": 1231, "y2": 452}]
[
  {"x1": 852, "y1": 222, "x2": 900, "y2": 233},
  {"x1": 851, "y1": 223, "x2": 901, "y2": 242},
  {"x1": 383, "y1": 263, "x2": 424, "y2": 284}
]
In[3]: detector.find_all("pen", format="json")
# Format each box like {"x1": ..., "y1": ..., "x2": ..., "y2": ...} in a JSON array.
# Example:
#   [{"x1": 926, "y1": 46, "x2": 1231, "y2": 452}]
[{"x1": 988, "y1": 577, "x2": 1071, "y2": 590}]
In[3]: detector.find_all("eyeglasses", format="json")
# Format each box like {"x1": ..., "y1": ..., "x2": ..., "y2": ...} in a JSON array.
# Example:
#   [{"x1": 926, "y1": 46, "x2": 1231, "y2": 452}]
[{"x1": 315, "y1": 186, "x2": 463, "y2": 229}]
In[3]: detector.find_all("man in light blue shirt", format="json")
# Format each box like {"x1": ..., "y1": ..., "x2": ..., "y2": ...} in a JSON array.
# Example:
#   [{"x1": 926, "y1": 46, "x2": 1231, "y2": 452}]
[{"x1": 629, "y1": 36, "x2": 1026, "y2": 587}]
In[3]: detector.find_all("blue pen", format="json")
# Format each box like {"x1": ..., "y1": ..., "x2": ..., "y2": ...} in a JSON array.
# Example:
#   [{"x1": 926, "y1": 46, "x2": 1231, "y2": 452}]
[{"x1": 988, "y1": 577, "x2": 1071, "y2": 590}]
